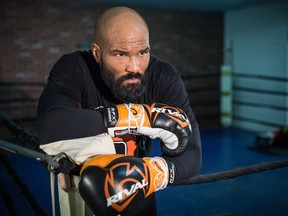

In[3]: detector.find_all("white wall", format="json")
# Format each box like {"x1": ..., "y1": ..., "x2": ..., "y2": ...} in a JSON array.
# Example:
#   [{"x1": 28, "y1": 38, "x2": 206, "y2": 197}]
[{"x1": 224, "y1": 1, "x2": 288, "y2": 132}]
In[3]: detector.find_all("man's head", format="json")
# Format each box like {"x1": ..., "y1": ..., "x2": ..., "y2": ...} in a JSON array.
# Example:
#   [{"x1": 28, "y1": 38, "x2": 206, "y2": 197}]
[{"x1": 92, "y1": 7, "x2": 150, "y2": 103}]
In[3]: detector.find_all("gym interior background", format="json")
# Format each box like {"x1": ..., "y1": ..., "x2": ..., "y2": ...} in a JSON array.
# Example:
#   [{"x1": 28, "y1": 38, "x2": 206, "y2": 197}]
[{"x1": 0, "y1": 0, "x2": 287, "y2": 215}]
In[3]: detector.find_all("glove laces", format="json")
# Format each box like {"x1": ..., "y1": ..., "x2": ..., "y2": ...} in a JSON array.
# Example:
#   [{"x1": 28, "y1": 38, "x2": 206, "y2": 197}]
[{"x1": 124, "y1": 103, "x2": 145, "y2": 134}]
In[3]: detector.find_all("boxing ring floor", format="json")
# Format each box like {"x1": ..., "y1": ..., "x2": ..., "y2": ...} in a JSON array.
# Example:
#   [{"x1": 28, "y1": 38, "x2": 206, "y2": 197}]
[{"x1": 1, "y1": 127, "x2": 288, "y2": 216}]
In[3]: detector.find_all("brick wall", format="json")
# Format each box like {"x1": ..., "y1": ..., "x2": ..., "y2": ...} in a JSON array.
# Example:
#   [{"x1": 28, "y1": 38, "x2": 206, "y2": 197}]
[{"x1": 0, "y1": 0, "x2": 223, "y2": 141}]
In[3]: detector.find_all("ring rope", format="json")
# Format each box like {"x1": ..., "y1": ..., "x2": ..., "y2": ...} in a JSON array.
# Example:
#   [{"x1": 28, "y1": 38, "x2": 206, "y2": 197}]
[
  {"x1": 174, "y1": 159, "x2": 288, "y2": 186},
  {"x1": 1, "y1": 112, "x2": 288, "y2": 186}
]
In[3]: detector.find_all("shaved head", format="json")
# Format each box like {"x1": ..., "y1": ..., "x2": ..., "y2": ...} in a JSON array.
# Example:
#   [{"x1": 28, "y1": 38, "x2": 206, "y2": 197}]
[{"x1": 94, "y1": 6, "x2": 149, "y2": 46}]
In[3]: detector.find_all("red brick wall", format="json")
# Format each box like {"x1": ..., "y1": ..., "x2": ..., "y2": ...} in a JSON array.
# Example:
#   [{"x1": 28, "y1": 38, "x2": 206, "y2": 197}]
[{"x1": 0, "y1": 1, "x2": 223, "y2": 141}]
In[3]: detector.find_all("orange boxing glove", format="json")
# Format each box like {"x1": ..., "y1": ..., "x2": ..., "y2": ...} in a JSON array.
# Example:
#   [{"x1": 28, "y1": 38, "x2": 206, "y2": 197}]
[
  {"x1": 102, "y1": 103, "x2": 192, "y2": 157},
  {"x1": 79, "y1": 154, "x2": 175, "y2": 216}
]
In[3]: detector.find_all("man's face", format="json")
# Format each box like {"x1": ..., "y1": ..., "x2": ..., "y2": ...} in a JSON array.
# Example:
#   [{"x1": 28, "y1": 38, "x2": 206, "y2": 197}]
[{"x1": 92, "y1": 19, "x2": 150, "y2": 103}]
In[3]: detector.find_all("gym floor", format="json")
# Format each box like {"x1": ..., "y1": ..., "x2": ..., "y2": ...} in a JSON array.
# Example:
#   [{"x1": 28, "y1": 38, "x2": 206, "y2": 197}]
[{"x1": 1, "y1": 127, "x2": 288, "y2": 216}]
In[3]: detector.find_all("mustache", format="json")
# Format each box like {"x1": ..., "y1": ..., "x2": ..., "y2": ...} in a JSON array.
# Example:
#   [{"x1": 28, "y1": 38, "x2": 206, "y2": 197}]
[{"x1": 118, "y1": 72, "x2": 144, "y2": 82}]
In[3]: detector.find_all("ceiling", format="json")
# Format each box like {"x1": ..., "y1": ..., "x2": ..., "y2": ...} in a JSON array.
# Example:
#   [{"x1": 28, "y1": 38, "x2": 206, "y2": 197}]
[{"x1": 73, "y1": 0, "x2": 285, "y2": 11}]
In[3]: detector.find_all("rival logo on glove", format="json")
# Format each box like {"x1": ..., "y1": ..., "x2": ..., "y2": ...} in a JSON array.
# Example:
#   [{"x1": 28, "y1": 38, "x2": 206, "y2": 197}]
[
  {"x1": 106, "y1": 178, "x2": 148, "y2": 207},
  {"x1": 151, "y1": 107, "x2": 187, "y2": 120},
  {"x1": 104, "y1": 160, "x2": 150, "y2": 212},
  {"x1": 147, "y1": 104, "x2": 189, "y2": 129}
]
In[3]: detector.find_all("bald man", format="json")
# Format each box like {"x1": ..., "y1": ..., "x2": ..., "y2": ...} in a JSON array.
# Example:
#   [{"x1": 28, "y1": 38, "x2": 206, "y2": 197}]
[{"x1": 37, "y1": 6, "x2": 201, "y2": 216}]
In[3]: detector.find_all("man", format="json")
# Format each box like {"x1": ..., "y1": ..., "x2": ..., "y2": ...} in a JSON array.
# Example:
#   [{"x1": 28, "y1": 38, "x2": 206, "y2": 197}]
[{"x1": 37, "y1": 6, "x2": 201, "y2": 216}]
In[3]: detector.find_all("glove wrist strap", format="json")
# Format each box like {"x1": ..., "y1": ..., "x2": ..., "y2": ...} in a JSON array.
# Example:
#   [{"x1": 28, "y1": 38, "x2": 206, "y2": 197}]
[{"x1": 162, "y1": 157, "x2": 175, "y2": 185}]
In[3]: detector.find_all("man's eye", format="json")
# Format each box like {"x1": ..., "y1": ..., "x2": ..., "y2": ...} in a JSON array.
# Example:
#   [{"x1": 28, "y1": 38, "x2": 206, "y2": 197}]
[
  {"x1": 140, "y1": 50, "x2": 149, "y2": 55},
  {"x1": 116, "y1": 53, "x2": 125, "y2": 57}
]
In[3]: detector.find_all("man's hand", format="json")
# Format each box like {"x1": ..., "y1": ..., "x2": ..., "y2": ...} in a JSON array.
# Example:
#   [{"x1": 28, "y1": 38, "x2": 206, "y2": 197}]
[
  {"x1": 78, "y1": 154, "x2": 175, "y2": 216},
  {"x1": 102, "y1": 103, "x2": 192, "y2": 157}
]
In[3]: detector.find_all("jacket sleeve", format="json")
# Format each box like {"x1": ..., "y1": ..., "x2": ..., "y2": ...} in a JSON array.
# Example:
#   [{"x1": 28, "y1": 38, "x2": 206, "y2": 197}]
[
  {"x1": 167, "y1": 75, "x2": 202, "y2": 181},
  {"x1": 37, "y1": 53, "x2": 107, "y2": 144},
  {"x1": 150, "y1": 60, "x2": 202, "y2": 182}
]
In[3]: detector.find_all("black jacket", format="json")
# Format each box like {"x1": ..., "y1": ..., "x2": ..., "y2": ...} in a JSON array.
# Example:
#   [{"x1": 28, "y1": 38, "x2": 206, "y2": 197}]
[{"x1": 37, "y1": 50, "x2": 201, "y2": 183}]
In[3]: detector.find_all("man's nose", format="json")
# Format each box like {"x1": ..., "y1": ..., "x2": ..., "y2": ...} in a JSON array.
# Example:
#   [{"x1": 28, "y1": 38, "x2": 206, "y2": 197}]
[{"x1": 126, "y1": 56, "x2": 140, "y2": 73}]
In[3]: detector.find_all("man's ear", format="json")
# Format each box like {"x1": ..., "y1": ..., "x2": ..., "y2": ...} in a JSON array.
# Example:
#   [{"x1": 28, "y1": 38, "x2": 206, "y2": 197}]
[{"x1": 92, "y1": 43, "x2": 101, "y2": 62}]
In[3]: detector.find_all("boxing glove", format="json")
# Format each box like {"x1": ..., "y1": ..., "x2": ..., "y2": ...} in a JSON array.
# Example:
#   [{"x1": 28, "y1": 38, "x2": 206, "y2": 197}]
[
  {"x1": 78, "y1": 154, "x2": 175, "y2": 216},
  {"x1": 102, "y1": 103, "x2": 192, "y2": 157}
]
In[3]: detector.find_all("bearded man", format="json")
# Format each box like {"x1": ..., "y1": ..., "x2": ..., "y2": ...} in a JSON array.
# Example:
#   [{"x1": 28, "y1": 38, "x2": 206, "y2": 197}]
[{"x1": 37, "y1": 6, "x2": 201, "y2": 216}]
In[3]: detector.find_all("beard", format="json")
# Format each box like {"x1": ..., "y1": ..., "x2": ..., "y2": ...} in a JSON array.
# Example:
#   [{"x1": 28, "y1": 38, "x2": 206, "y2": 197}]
[{"x1": 99, "y1": 62, "x2": 147, "y2": 103}]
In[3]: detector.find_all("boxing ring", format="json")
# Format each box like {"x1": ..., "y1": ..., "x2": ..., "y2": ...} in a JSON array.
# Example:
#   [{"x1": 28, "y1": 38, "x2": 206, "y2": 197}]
[{"x1": 1, "y1": 113, "x2": 288, "y2": 215}]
